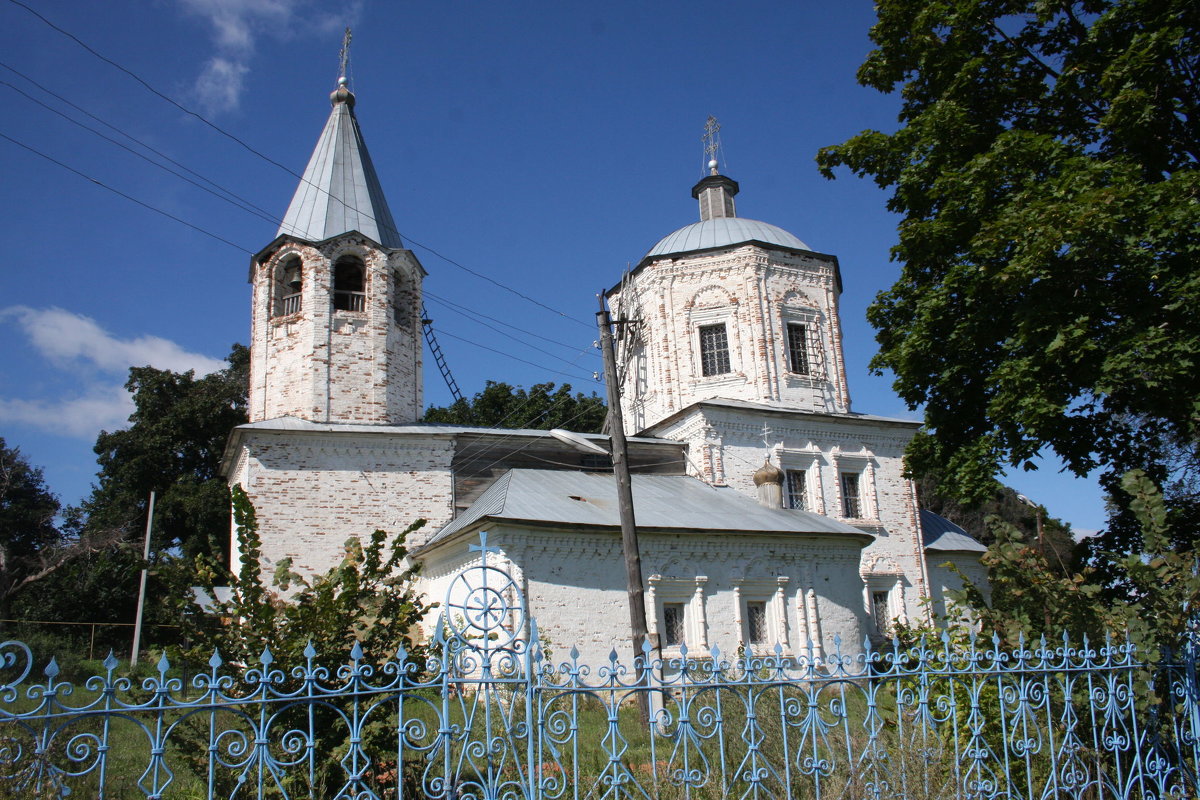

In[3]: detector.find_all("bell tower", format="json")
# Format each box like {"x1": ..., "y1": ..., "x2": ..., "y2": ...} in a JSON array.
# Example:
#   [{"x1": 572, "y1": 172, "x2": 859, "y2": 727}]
[{"x1": 247, "y1": 75, "x2": 425, "y2": 425}]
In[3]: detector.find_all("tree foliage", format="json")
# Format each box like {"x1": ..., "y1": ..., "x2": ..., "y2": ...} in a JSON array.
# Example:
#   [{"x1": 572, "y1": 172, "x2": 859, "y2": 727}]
[
  {"x1": 183, "y1": 485, "x2": 430, "y2": 671},
  {"x1": 950, "y1": 470, "x2": 1199, "y2": 664},
  {"x1": 817, "y1": 1, "x2": 1199, "y2": 510},
  {"x1": 423, "y1": 380, "x2": 607, "y2": 433},
  {"x1": 0, "y1": 439, "x2": 122, "y2": 618},
  {"x1": 84, "y1": 344, "x2": 248, "y2": 563}
]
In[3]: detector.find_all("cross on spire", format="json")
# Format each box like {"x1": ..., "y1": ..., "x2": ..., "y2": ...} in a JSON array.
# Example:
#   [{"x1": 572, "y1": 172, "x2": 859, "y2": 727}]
[
  {"x1": 337, "y1": 27, "x2": 352, "y2": 84},
  {"x1": 702, "y1": 116, "x2": 722, "y2": 175}
]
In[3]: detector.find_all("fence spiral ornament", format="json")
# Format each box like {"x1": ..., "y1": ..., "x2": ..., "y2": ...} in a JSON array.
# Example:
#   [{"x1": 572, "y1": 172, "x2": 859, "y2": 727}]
[{"x1": 0, "y1": 529, "x2": 1197, "y2": 798}]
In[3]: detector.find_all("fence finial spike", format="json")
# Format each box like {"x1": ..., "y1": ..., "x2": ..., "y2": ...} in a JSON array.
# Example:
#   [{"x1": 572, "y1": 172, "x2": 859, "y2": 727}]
[
  {"x1": 304, "y1": 641, "x2": 317, "y2": 660},
  {"x1": 157, "y1": 652, "x2": 170, "y2": 674},
  {"x1": 209, "y1": 649, "x2": 223, "y2": 669},
  {"x1": 260, "y1": 646, "x2": 273, "y2": 666},
  {"x1": 44, "y1": 657, "x2": 59, "y2": 679},
  {"x1": 104, "y1": 651, "x2": 119, "y2": 672},
  {"x1": 351, "y1": 640, "x2": 364, "y2": 661}
]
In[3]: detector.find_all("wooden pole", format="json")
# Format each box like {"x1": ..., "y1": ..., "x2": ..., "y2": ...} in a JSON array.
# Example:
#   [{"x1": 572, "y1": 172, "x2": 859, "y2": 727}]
[
  {"x1": 130, "y1": 491, "x2": 155, "y2": 667},
  {"x1": 596, "y1": 297, "x2": 651, "y2": 720}
]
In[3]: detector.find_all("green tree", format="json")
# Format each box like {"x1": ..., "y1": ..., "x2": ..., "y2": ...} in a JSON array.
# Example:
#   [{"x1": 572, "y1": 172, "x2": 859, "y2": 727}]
[
  {"x1": 179, "y1": 486, "x2": 431, "y2": 796},
  {"x1": 0, "y1": 439, "x2": 122, "y2": 619},
  {"x1": 84, "y1": 344, "x2": 248, "y2": 563},
  {"x1": 183, "y1": 485, "x2": 430, "y2": 669},
  {"x1": 817, "y1": 1, "x2": 1199, "y2": 518},
  {"x1": 424, "y1": 380, "x2": 607, "y2": 433}
]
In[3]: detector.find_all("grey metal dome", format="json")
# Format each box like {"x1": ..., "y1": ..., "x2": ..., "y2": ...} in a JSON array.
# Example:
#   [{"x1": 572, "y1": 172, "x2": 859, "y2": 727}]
[{"x1": 645, "y1": 217, "x2": 810, "y2": 260}]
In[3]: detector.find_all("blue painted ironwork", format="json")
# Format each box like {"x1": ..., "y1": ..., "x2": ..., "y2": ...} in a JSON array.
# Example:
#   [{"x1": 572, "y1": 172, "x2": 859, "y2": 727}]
[{"x1": 0, "y1": 530, "x2": 1196, "y2": 799}]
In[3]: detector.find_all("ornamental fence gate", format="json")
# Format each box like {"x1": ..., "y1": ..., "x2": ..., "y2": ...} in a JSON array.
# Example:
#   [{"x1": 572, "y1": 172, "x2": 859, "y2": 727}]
[{"x1": 0, "y1": 532, "x2": 1197, "y2": 800}]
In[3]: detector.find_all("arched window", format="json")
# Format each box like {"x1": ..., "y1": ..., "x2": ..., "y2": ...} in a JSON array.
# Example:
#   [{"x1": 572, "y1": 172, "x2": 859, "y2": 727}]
[
  {"x1": 333, "y1": 256, "x2": 366, "y2": 311},
  {"x1": 273, "y1": 256, "x2": 303, "y2": 317}
]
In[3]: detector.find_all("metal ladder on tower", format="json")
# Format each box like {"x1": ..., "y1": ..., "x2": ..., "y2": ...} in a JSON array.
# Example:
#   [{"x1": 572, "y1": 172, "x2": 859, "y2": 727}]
[{"x1": 421, "y1": 303, "x2": 464, "y2": 404}]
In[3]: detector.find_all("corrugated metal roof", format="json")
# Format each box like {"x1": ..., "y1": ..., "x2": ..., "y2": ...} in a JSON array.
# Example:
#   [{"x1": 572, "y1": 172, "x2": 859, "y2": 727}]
[
  {"x1": 421, "y1": 469, "x2": 872, "y2": 551},
  {"x1": 920, "y1": 509, "x2": 987, "y2": 553},
  {"x1": 277, "y1": 91, "x2": 403, "y2": 249},
  {"x1": 645, "y1": 217, "x2": 810, "y2": 260}
]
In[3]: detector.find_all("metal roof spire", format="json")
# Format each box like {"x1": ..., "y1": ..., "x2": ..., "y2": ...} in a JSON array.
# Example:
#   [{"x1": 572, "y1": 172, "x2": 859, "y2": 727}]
[{"x1": 275, "y1": 30, "x2": 402, "y2": 249}]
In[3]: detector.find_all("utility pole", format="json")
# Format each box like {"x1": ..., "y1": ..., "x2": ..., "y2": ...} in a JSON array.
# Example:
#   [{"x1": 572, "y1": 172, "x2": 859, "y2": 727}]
[
  {"x1": 130, "y1": 491, "x2": 155, "y2": 667},
  {"x1": 596, "y1": 296, "x2": 651, "y2": 716}
]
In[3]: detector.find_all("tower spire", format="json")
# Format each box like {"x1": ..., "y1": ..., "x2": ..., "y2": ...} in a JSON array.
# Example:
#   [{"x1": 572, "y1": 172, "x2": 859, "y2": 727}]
[{"x1": 275, "y1": 35, "x2": 401, "y2": 249}]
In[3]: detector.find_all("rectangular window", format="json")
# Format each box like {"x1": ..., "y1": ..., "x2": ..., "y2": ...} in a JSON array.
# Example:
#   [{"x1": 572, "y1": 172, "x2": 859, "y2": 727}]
[
  {"x1": 663, "y1": 603, "x2": 686, "y2": 646},
  {"x1": 841, "y1": 472, "x2": 862, "y2": 518},
  {"x1": 746, "y1": 601, "x2": 768, "y2": 644},
  {"x1": 787, "y1": 323, "x2": 810, "y2": 375},
  {"x1": 872, "y1": 591, "x2": 891, "y2": 634},
  {"x1": 784, "y1": 470, "x2": 807, "y2": 510},
  {"x1": 698, "y1": 324, "x2": 731, "y2": 377}
]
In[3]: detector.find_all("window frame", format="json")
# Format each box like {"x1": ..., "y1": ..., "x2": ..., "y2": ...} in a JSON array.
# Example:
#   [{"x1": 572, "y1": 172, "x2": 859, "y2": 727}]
[
  {"x1": 662, "y1": 603, "x2": 686, "y2": 648},
  {"x1": 272, "y1": 256, "x2": 304, "y2": 318},
  {"x1": 786, "y1": 322, "x2": 810, "y2": 375},
  {"x1": 745, "y1": 601, "x2": 768, "y2": 645},
  {"x1": 784, "y1": 469, "x2": 807, "y2": 510},
  {"x1": 840, "y1": 471, "x2": 862, "y2": 518},
  {"x1": 697, "y1": 323, "x2": 731, "y2": 377},
  {"x1": 333, "y1": 255, "x2": 367, "y2": 312}
]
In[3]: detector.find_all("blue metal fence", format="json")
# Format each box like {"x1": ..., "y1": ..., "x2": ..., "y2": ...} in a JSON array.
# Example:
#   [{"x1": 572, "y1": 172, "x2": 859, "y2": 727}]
[{"x1": 0, "y1": 532, "x2": 1196, "y2": 799}]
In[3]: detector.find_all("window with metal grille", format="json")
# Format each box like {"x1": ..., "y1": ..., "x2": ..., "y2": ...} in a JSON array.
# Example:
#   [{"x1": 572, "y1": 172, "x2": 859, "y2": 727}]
[
  {"x1": 787, "y1": 323, "x2": 810, "y2": 375},
  {"x1": 841, "y1": 472, "x2": 862, "y2": 518},
  {"x1": 784, "y1": 470, "x2": 806, "y2": 510},
  {"x1": 333, "y1": 256, "x2": 365, "y2": 312},
  {"x1": 663, "y1": 603, "x2": 686, "y2": 647},
  {"x1": 746, "y1": 601, "x2": 768, "y2": 644},
  {"x1": 698, "y1": 324, "x2": 731, "y2": 376},
  {"x1": 872, "y1": 591, "x2": 890, "y2": 634}
]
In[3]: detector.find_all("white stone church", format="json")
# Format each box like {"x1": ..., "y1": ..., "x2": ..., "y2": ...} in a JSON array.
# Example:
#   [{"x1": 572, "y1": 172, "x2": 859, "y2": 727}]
[{"x1": 220, "y1": 78, "x2": 986, "y2": 665}]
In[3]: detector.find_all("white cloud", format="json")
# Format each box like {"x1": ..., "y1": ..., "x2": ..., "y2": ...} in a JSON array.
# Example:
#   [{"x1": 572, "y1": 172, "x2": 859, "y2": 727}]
[
  {"x1": 195, "y1": 57, "x2": 251, "y2": 119},
  {"x1": 0, "y1": 387, "x2": 133, "y2": 438},
  {"x1": 0, "y1": 306, "x2": 226, "y2": 439},
  {"x1": 177, "y1": 0, "x2": 363, "y2": 115},
  {"x1": 1, "y1": 306, "x2": 225, "y2": 376}
]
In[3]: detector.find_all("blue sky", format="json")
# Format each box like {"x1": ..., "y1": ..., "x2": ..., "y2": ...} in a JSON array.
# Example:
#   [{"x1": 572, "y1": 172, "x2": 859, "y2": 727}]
[{"x1": 0, "y1": 0, "x2": 1105, "y2": 532}]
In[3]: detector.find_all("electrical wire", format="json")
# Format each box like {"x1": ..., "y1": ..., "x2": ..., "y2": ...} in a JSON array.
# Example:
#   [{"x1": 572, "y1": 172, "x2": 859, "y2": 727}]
[
  {"x1": 424, "y1": 295, "x2": 598, "y2": 373},
  {"x1": 0, "y1": 79, "x2": 280, "y2": 227},
  {"x1": 433, "y1": 329, "x2": 599, "y2": 386},
  {"x1": 424, "y1": 289, "x2": 599, "y2": 356},
  {"x1": 0, "y1": 61, "x2": 279, "y2": 223},
  {"x1": 0, "y1": 130, "x2": 252, "y2": 254},
  {"x1": 6, "y1": 0, "x2": 593, "y2": 329}
]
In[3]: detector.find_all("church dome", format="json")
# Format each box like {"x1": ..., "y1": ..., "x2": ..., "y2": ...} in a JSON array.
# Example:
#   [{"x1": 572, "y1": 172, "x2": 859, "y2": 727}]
[{"x1": 644, "y1": 217, "x2": 810, "y2": 261}]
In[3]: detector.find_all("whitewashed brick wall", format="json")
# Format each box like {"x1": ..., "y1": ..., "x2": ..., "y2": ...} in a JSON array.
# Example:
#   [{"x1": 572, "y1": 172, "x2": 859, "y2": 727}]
[
  {"x1": 248, "y1": 233, "x2": 424, "y2": 426},
  {"x1": 419, "y1": 524, "x2": 871, "y2": 667},
  {"x1": 610, "y1": 245, "x2": 851, "y2": 433},
  {"x1": 229, "y1": 430, "x2": 455, "y2": 583}
]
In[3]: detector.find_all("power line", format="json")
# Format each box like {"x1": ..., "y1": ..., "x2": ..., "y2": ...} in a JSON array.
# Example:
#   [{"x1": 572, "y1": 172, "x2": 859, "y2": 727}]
[
  {"x1": 3, "y1": 64, "x2": 595, "y2": 366},
  {"x1": 0, "y1": 61, "x2": 279, "y2": 223},
  {"x1": 0, "y1": 79, "x2": 279, "y2": 227},
  {"x1": 0, "y1": 130, "x2": 252, "y2": 254},
  {"x1": 6, "y1": 0, "x2": 593, "y2": 330},
  {"x1": 425, "y1": 289, "x2": 600, "y2": 356},
  {"x1": 424, "y1": 295, "x2": 598, "y2": 373},
  {"x1": 433, "y1": 329, "x2": 600, "y2": 386},
  {"x1": 2, "y1": 124, "x2": 600, "y2": 393}
]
